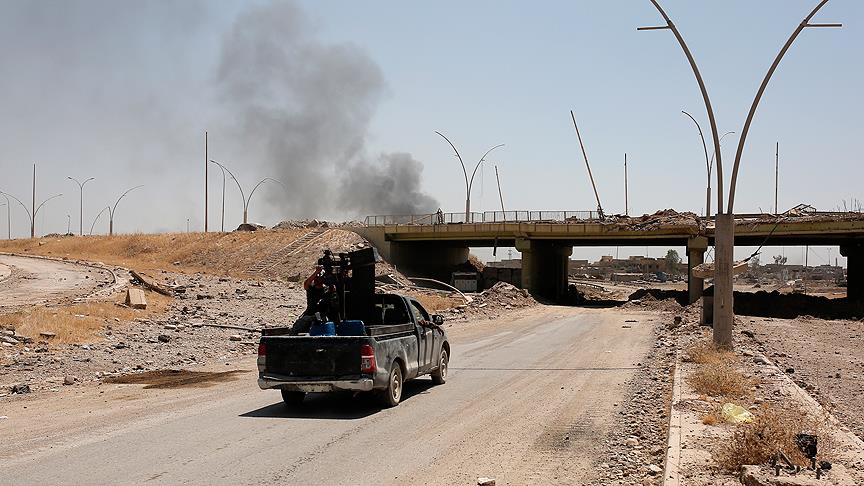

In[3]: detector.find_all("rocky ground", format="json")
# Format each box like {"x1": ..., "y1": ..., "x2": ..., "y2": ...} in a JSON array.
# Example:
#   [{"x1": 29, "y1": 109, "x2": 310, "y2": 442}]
[
  {"x1": 671, "y1": 303, "x2": 864, "y2": 485},
  {"x1": 592, "y1": 310, "x2": 677, "y2": 485},
  {"x1": 740, "y1": 315, "x2": 864, "y2": 441},
  {"x1": 1, "y1": 272, "x2": 306, "y2": 397},
  {"x1": 1, "y1": 275, "x2": 546, "y2": 399}
]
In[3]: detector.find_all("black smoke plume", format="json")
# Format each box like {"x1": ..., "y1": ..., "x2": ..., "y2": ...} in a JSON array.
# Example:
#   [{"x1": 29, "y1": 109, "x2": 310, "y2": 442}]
[{"x1": 215, "y1": 1, "x2": 438, "y2": 218}]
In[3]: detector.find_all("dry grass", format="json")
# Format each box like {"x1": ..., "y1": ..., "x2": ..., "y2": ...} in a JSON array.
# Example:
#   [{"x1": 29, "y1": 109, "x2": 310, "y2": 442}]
[
  {"x1": 715, "y1": 404, "x2": 834, "y2": 471},
  {"x1": 0, "y1": 291, "x2": 172, "y2": 344},
  {"x1": 684, "y1": 340, "x2": 736, "y2": 365},
  {"x1": 685, "y1": 339, "x2": 752, "y2": 399},
  {"x1": 689, "y1": 360, "x2": 752, "y2": 399},
  {"x1": 0, "y1": 230, "x2": 307, "y2": 276}
]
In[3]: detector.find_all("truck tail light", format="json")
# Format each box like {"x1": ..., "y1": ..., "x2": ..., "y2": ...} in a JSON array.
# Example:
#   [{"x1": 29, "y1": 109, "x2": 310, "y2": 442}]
[
  {"x1": 360, "y1": 344, "x2": 377, "y2": 373},
  {"x1": 257, "y1": 343, "x2": 266, "y2": 373}
]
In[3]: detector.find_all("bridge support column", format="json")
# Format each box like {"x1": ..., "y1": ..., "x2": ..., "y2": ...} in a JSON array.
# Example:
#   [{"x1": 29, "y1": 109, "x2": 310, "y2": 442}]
[
  {"x1": 388, "y1": 241, "x2": 470, "y2": 283},
  {"x1": 687, "y1": 236, "x2": 709, "y2": 304},
  {"x1": 516, "y1": 238, "x2": 572, "y2": 302},
  {"x1": 840, "y1": 243, "x2": 864, "y2": 303}
]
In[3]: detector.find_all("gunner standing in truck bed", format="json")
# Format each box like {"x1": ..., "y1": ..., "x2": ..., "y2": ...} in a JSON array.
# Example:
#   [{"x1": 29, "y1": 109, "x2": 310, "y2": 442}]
[{"x1": 290, "y1": 265, "x2": 326, "y2": 335}]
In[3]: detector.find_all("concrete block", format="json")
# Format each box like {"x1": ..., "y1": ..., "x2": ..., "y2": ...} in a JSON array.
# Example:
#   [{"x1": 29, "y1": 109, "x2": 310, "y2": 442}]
[{"x1": 125, "y1": 288, "x2": 147, "y2": 309}]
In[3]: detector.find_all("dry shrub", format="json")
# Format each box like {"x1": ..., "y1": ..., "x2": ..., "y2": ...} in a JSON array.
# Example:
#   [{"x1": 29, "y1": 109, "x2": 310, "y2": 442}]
[
  {"x1": 715, "y1": 404, "x2": 834, "y2": 471},
  {"x1": 684, "y1": 340, "x2": 736, "y2": 365},
  {"x1": 689, "y1": 361, "x2": 751, "y2": 398},
  {"x1": 0, "y1": 291, "x2": 171, "y2": 344},
  {"x1": 701, "y1": 413, "x2": 719, "y2": 426}
]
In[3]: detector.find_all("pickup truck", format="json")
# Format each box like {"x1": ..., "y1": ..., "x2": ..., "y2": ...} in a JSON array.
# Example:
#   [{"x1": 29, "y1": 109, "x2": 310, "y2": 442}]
[{"x1": 257, "y1": 293, "x2": 449, "y2": 407}]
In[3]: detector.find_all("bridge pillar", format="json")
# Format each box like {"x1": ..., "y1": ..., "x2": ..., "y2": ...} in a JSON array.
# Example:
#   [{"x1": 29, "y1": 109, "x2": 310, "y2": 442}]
[
  {"x1": 687, "y1": 236, "x2": 709, "y2": 304},
  {"x1": 840, "y1": 243, "x2": 864, "y2": 303},
  {"x1": 516, "y1": 238, "x2": 572, "y2": 302},
  {"x1": 388, "y1": 241, "x2": 470, "y2": 283}
]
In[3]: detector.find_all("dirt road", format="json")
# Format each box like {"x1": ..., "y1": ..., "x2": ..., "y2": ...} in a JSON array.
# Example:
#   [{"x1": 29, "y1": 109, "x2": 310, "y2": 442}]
[
  {"x1": 0, "y1": 254, "x2": 112, "y2": 309},
  {"x1": 0, "y1": 306, "x2": 656, "y2": 485}
]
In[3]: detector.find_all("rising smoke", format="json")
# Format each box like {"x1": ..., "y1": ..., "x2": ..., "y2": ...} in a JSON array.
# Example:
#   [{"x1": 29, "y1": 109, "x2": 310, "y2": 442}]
[{"x1": 215, "y1": 1, "x2": 438, "y2": 218}]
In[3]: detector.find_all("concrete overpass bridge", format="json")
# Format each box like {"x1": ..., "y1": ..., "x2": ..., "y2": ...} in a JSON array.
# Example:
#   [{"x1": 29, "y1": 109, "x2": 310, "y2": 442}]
[{"x1": 355, "y1": 210, "x2": 864, "y2": 303}]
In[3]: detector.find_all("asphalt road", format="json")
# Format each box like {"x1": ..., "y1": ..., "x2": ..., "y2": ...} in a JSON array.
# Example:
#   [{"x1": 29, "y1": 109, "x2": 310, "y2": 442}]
[
  {"x1": 0, "y1": 306, "x2": 656, "y2": 485},
  {"x1": 0, "y1": 254, "x2": 111, "y2": 309}
]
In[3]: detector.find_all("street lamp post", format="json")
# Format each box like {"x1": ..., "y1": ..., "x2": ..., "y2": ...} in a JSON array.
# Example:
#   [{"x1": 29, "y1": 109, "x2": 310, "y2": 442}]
[
  {"x1": 209, "y1": 160, "x2": 284, "y2": 226},
  {"x1": 67, "y1": 176, "x2": 94, "y2": 236},
  {"x1": 0, "y1": 190, "x2": 62, "y2": 239},
  {"x1": 681, "y1": 111, "x2": 735, "y2": 217},
  {"x1": 434, "y1": 131, "x2": 504, "y2": 223},
  {"x1": 209, "y1": 161, "x2": 228, "y2": 232},
  {"x1": 108, "y1": 185, "x2": 144, "y2": 236},
  {"x1": 1, "y1": 196, "x2": 9, "y2": 239},
  {"x1": 641, "y1": 0, "x2": 840, "y2": 348},
  {"x1": 89, "y1": 206, "x2": 110, "y2": 236}
]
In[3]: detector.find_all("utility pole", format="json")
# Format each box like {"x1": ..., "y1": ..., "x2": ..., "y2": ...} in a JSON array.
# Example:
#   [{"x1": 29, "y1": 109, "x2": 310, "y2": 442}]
[
  {"x1": 204, "y1": 131, "x2": 209, "y2": 233},
  {"x1": 774, "y1": 142, "x2": 779, "y2": 215},
  {"x1": 570, "y1": 111, "x2": 604, "y2": 219},
  {"x1": 624, "y1": 153, "x2": 629, "y2": 216},
  {"x1": 66, "y1": 215, "x2": 71, "y2": 234}
]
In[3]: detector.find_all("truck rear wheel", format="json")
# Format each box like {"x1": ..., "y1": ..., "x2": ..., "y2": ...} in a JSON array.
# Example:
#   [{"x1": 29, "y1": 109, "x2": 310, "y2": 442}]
[
  {"x1": 431, "y1": 348, "x2": 448, "y2": 385},
  {"x1": 378, "y1": 364, "x2": 403, "y2": 408},
  {"x1": 281, "y1": 389, "x2": 305, "y2": 406}
]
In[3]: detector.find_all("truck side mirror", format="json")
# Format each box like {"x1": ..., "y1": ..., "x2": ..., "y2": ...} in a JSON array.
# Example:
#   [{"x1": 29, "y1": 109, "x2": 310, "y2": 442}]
[{"x1": 432, "y1": 315, "x2": 444, "y2": 325}]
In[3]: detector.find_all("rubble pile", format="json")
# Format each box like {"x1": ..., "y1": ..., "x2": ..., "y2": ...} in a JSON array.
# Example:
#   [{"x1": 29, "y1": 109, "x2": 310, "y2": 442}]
[
  {"x1": 271, "y1": 220, "x2": 361, "y2": 230},
  {"x1": 606, "y1": 209, "x2": 704, "y2": 231},
  {"x1": 623, "y1": 293, "x2": 683, "y2": 313},
  {"x1": 448, "y1": 282, "x2": 537, "y2": 321}
]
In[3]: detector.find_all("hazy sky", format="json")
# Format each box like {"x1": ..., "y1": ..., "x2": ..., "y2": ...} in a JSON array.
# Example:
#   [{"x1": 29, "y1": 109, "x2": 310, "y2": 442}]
[{"x1": 0, "y1": 1, "x2": 860, "y2": 265}]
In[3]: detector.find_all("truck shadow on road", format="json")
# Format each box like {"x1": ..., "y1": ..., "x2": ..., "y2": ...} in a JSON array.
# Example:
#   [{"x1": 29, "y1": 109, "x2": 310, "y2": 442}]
[{"x1": 239, "y1": 379, "x2": 437, "y2": 420}]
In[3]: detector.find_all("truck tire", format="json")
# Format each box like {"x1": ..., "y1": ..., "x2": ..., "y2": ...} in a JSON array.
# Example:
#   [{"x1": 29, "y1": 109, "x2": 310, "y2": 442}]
[
  {"x1": 378, "y1": 363, "x2": 403, "y2": 408},
  {"x1": 281, "y1": 389, "x2": 305, "y2": 406},
  {"x1": 431, "y1": 348, "x2": 448, "y2": 385}
]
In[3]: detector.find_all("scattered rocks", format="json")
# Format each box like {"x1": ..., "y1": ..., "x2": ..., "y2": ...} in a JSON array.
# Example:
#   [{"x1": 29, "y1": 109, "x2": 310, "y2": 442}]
[
  {"x1": 63, "y1": 375, "x2": 76, "y2": 385},
  {"x1": 10, "y1": 383, "x2": 31, "y2": 394},
  {"x1": 476, "y1": 478, "x2": 496, "y2": 486},
  {"x1": 157, "y1": 334, "x2": 171, "y2": 343}
]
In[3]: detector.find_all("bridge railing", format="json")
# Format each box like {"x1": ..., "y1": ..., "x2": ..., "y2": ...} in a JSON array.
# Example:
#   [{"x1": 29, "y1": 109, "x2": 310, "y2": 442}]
[{"x1": 363, "y1": 210, "x2": 601, "y2": 226}]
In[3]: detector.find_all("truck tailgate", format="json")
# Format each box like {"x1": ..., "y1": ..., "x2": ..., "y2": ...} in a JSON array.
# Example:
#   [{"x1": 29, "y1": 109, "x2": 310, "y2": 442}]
[{"x1": 263, "y1": 337, "x2": 366, "y2": 377}]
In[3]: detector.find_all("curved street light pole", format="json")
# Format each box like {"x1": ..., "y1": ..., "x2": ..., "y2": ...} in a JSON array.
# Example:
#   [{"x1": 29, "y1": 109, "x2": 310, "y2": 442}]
[
  {"x1": 435, "y1": 131, "x2": 504, "y2": 222},
  {"x1": 209, "y1": 160, "x2": 283, "y2": 225},
  {"x1": 67, "y1": 176, "x2": 94, "y2": 236},
  {"x1": 89, "y1": 206, "x2": 110, "y2": 236},
  {"x1": 208, "y1": 161, "x2": 228, "y2": 231},
  {"x1": 714, "y1": 0, "x2": 840, "y2": 347},
  {"x1": 681, "y1": 111, "x2": 710, "y2": 216},
  {"x1": 244, "y1": 178, "x2": 285, "y2": 225},
  {"x1": 1, "y1": 195, "x2": 9, "y2": 239},
  {"x1": 108, "y1": 185, "x2": 144, "y2": 236},
  {"x1": 1, "y1": 190, "x2": 62, "y2": 239},
  {"x1": 639, "y1": 0, "x2": 724, "y2": 215}
]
